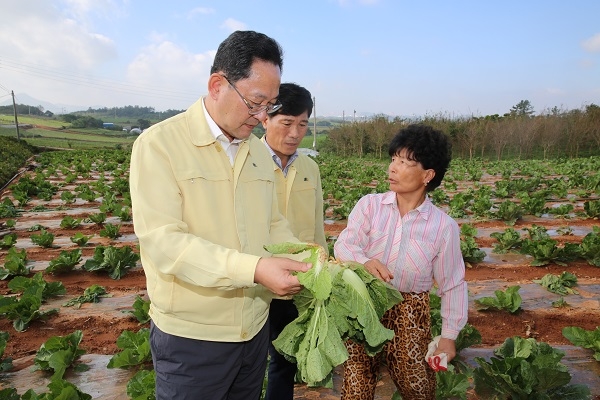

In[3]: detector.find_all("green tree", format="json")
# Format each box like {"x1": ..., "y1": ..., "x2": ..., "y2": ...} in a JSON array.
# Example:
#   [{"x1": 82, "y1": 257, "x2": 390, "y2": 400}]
[
  {"x1": 137, "y1": 119, "x2": 152, "y2": 130},
  {"x1": 508, "y1": 100, "x2": 535, "y2": 118}
]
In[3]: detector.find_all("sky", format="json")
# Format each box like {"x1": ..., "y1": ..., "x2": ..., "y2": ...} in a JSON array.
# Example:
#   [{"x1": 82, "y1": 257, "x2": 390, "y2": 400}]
[{"x1": 1, "y1": 0, "x2": 599, "y2": 118}]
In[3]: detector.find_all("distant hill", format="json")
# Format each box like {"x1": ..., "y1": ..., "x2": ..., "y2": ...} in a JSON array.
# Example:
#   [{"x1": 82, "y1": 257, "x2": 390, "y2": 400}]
[{"x1": 0, "y1": 93, "x2": 83, "y2": 115}]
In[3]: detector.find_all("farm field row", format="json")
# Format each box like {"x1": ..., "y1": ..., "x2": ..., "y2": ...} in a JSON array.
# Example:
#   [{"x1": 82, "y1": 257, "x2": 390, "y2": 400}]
[{"x1": 0, "y1": 150, "x2": 599, "y2": 399}]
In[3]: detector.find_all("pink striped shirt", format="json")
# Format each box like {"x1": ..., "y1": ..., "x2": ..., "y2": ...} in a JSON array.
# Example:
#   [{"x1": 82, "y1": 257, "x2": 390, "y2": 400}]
[{"x1": 334, "y1": 191, "x2": 468, "y2": 339}]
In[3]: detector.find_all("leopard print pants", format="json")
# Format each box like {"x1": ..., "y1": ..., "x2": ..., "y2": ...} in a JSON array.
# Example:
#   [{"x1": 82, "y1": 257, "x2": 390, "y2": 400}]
[{"x1": 341, "y1": 292, "x2": 436, "y2": 400}]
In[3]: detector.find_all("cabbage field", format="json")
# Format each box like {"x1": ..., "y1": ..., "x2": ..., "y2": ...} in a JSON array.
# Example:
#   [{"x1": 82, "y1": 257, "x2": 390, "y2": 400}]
[{"x1": 0, "y1": 150, "x2": 599, "y2": 399}]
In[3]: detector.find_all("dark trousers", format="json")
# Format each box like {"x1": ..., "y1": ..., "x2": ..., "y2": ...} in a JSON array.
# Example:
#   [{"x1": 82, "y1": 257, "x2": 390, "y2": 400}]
[
  {"x1": 150, "y1": 321, "x2": 269, "y2": 400},
  {"x1": 265, "y1": 299, "x2": 298, "y2": 400}
]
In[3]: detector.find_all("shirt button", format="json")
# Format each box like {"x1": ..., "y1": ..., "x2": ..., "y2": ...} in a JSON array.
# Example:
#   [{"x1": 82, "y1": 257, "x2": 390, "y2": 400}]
[{"x1": 241, "y1": 332, "x2": 248, "y2": 339}]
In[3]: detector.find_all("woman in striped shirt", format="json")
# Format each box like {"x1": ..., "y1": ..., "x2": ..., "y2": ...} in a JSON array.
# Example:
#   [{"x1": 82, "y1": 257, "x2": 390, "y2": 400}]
[{"x1": 334, "y1": 124, "x2": 468, "y2": 400}]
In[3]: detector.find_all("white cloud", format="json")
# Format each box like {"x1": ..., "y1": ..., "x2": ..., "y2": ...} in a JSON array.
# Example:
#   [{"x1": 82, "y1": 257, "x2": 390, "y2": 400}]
[
  {"x1": 188, "y1": 7, "x2": 216, "y2": 19},
  {"x1": 125, "y1": 39, "x2": 215, "y2": 106},
  {"x1": 221, "y1": 18, "x2": 247, "y2": 32},
  {"x1": 0, "y1": 0, "x2": 117, "y2": 69},
  {"x1": 581, "y1": 33, "x2": 600, "y2": 53}
]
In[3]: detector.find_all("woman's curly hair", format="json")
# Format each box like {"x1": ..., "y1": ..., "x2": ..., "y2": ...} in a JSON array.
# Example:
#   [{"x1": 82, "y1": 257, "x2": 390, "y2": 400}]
[{"x1": 388, "y1": 124, "x2": 452, "y2": 192}]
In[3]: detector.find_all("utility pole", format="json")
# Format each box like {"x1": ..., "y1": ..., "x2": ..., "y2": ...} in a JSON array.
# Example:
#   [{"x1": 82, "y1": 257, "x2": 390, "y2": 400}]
[
  {"x1": 11, "y1": 90, "x2": 20, "y2": 140},
  {"x1": 312, "y1": 96, "x2": 317, "y2": 151}
]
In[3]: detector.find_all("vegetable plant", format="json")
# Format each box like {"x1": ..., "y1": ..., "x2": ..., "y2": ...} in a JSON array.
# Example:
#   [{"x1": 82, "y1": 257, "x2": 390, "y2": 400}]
[
  {"x1": 47, "y1": 249, "x2": 83, "y2": 274},
  {"x1": 490, "y1": 228, "x2": 522, "y2": 254},
  {"x1": 473, "y1": 336, "x2": 591, "y2": 399},
  {"x1": 448, "y1": 192, "x2": 473, "y2": 218},
  {"x1": 70, "y1": 232, "x2": 94, "y2": 247},
  {"x1": 0, "y1": 247, "x2": 31, "y2": 280},
  {"x1": 552, "y1": 297, "x2": 569, "y2": 308},
  {"x1": 59, "y1": 215, "x2": 82, "y2": 229},
  {"x1": 0, "y1": 379, "x2": 92, "y2": 400},
  {"x1": 583, "y1": 199, "x2": 600, "y2": 218},
  {"x1": 520, "y1": 237, "x2": 580, "y2": 267},
  {"x1": 99, "y1": 223, "x2": 122, "y2": 239},
  {"x1": 126, "y1": 295, "x2": 151, "y2": 324},
  {"x1": 60, "y1": 190, "x2": 76, "y2": 204},
  {"x1": 86, "y1": 212, "x2": 107, "y2": 225},
  {"x1": 533, "y1": 272, "x2": 579, "y2": 295},
  {"x1": 107, "y1": 328, "x2": 151, "y2": 368},
  {"x1": 579, "y1": 226, "x2": 600, "y2": 266},
  {"x1": 459, "y1": 224, "x2": 486, "y2": 264},
  {"x1": 82, "y1": 245, "x2": 140, "y2": 279},
  {"x1": 0, "y1": 233, "x2": 18, "y2": 249},
  {"x1": 517, "y1": 191, "x2": 548, "y2": 216},
  {"x1": 562, "y1": 326, "x2": 600, "y2": 361},
  {"x1": 470, "y1": 187, "x2": 493, "y2": 218},
  {"x1": 8, "y1": 272, "x2": 66, "y2": 300},
  {"x1": 474, "y1": 285, "x2": 522, "y2": 314},
  {"x1": 30, "y1": 229, "x2": 56, "y2": 248},
  {"x1": 494, "y1": 180, "x2": 511, "y2": 198},
  {"x1": 435, "y1": 366, "x2": 471, "y2": 400},
  {"x1": 493, "y1": 200, "x2": 523, "y2": 225},
  {"x1": 34, "y1": 330, "x2": 89, "y2": 379},
  {"x1": 116, "y1": 205, "x2": 132, "y2": 222},
  {"x1": 265, "y1": 242, "x2": 403, "y2": 388},
  {"x1": 430, "y1": 188, "x2": 449, "y2": 205},
  {"x1": 548, "y1": 203, "x2": 574, "y2": 218},
  {"x1": 127, "y1": 369, "x2": 156, "y2": 400},
  {"x1": 0, "y1": 331, "x2": 12, "y2": 372},
  {"x1": 523, "y1": 224, "x2": 551, "y2": 241},
  {"x1": 0, "y1": 198, "x2": 19, "y2": 218},
  {"x1": 99, "y1": 193, "x2": 119, "y2": 214},
  {"x1": 27, "y1": 223, "x2": 47, "y2": 232},
  {"x1": 0, "y1": 285, "x2": 59, "y2": 332},
  {"x1": 63, "y1": 284, "x2": 111, "y2": 309}
]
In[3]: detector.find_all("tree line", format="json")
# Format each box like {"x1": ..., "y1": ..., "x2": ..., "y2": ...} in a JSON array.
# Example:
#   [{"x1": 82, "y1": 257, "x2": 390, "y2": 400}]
[
  {"x1": 320, "y1": 101, "x2": 600, "y2": 160},
  {"x1": 0, "y1": 104, "x2": 53, "y2": 117},
  {"x1": 81, "y1": 105, "x2": 184, "y2": 120}
]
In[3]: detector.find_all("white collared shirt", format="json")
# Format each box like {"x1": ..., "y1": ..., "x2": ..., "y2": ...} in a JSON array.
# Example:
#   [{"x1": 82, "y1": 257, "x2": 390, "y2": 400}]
[{"x1": 202, "y1": 99, "x2": 242, "y2": 165}]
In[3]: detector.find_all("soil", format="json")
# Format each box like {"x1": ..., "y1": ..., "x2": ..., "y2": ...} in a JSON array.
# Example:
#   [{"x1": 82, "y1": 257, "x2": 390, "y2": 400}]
[{"x1": 1, "y1": 182, "x2": 599, "y2": 398}]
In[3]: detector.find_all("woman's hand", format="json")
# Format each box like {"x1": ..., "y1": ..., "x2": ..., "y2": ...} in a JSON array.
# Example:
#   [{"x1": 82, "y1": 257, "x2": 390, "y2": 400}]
[
  {"x1": 364, "y1": 259, "x2": 394, "y2": 282},
  {"x1": 435, "y1": 337, "x2": 457, "y2": 362}
]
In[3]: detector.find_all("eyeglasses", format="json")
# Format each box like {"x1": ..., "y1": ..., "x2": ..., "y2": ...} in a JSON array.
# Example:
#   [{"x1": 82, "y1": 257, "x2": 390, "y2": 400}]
[{"x1": 222, "y1": 75, "x2": 282, "y2": 115}]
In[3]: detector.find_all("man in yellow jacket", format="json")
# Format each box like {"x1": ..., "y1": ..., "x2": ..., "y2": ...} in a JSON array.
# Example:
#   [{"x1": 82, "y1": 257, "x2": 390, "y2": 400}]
[
  {"x1": 129, "y1": 31, "x2": 310, "y2": 400},
  {"x1": 261, "y1": 83, "x2": 328, "y2": 400}
]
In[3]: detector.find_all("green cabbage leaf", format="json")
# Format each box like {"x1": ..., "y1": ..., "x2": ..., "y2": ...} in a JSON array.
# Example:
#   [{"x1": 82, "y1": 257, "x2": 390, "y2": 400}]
[{"x1": 264, "y1": 242, "x2": 403, "y2": 388}]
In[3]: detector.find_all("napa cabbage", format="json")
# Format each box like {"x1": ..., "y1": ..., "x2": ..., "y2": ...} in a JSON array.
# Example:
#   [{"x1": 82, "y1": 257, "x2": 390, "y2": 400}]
[{"x1": 264, "y1": 242, "x2": 403, "y2": 388}]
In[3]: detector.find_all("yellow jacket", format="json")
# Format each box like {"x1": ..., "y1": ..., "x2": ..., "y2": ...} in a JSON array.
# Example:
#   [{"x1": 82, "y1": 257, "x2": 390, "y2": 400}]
[
  {"x1": 129, "y1": 98, "x2": 297, "y2": 342},
  {"x1": 262, "y1": 137, "x2": 327, "y2": 251}
]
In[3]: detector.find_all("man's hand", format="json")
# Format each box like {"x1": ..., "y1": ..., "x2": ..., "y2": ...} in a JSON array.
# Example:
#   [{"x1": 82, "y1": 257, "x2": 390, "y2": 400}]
[
  {"x1": 254, "y1": 257, "x2": 311, "y2": 297},
  {"x1": 364, "y1": 259, "x2": 394, "y2": 282}
]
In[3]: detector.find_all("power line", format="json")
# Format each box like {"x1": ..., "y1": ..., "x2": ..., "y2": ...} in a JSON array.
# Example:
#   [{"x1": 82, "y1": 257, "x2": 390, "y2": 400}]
[
  {"x1": 0, "y1": 81, "x2": 10, "y2": 93},
  {"x1": 0, "y1": 56, "x2": 200, "y2": 104}
]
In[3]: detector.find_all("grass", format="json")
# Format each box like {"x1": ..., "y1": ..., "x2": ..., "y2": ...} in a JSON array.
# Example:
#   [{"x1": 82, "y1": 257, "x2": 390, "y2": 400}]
[
  {"x1": 300, "y1": 133, "x2": 328, "y2": 150},
  {"x1": 0, "y1": 114, "x2": 66, "y2": 128},
  {"x1": 0, "y1": 128, "x2": 135, "y2": 150}
]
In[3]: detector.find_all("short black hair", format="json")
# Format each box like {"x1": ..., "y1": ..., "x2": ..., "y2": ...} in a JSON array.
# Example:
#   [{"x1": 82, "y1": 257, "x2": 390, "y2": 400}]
[
  {"x1": 269, "y1": 83, "x2": 313, "y2": 118},
  {"x1": 388, "y1": 124, "x2": 452, "y2": 191},
  {"x1": 210, "y1": 30, "x2": 284, "y2": 83}
]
